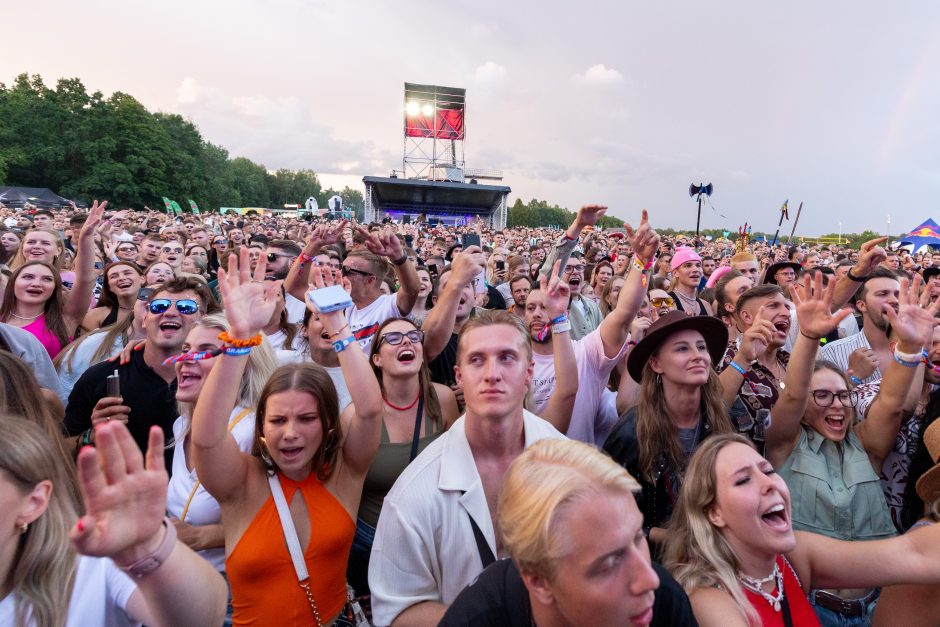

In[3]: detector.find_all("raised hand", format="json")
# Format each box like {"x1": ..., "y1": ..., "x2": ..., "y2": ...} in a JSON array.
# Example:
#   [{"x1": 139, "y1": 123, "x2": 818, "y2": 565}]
[
  {"x1": 540, "y1": 260, "x2": 571, "y2": 319},
  {"x1": 884, "y1": 274, "x2": 940, "y2": 348},
  {"x1": 450, "y1": 245, "x2": 486, "y2": 287},
  {"x1": 71, "y1": 423, "x2": 168, "y2": 565},
  {"x1": 217, "y1": 246, "x2": 282, "y2": 338},
  {"x1": 305, "y1": 265, "x2": 351, "y2": 337},
  {"x1": 79, "y1": 200, "x2": 108, "y2": 241},
  {"x1": 625, "y1": 209, "x2": 660, "y2": 265},
  {"x1": 574, "y1": 205, "x2": 608, "y2": 228},
  {"x1": 356, "y1": 225, "x2": 405, "y2": 259},
  {"x1": 738, "y1": 305, "x2": 776, "y2": 362},
  {"x1": 303, "y1": 219, "x2": 347, "y2": 253},
  {"x1": 630, "y1": 315, "x2": 653, "y2": 342},
  {"x1": 791, "y1": 271, "x2": 852, "y2": 339},
  {"x1": 848, "y1": 348, "x2": 879, "y2": 381},
  {"x1": 852, "y1": 236, "x2": 888, "y2": 277}
]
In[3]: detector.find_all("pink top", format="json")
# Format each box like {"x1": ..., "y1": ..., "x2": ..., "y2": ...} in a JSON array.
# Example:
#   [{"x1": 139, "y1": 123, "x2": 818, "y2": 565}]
[{"x1": 21, "y1": 314, "x2": 65, "y2": 358}]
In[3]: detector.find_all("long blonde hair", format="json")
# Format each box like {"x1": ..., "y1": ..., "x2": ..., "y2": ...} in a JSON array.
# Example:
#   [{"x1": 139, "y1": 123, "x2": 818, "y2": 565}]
[
  {"x1": 635, "y1": 359, "x2": 732, "y2": 484},
  {"x1": 663, "y1": 433, "x2": 762, "y2": 627},
  {"x1": 0, "y1": 416, "x2": 79, "y2": 627},
  {"x1": 9, "y1": 229, "x2": 66, "y2": 271}
]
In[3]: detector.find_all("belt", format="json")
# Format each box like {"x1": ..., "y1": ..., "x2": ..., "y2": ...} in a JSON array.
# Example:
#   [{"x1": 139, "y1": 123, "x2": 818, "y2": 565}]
[{"x1": 811, "y1": 589, "x2": 876, "y2": 618}]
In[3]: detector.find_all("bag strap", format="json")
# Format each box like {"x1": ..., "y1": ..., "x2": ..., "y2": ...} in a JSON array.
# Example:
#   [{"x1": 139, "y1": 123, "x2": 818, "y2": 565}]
[
  {"x1": 466, "y1": 510, "x2": 495, "y2": 568},
  {"x1": 409, "y1": 395, "x2": 425, "y2": 462},
  {"x1": 267, "y1": 473, "x2": 310, "y2": 582},
  {"x1": 180, "y1": 407, "x2": 252, "y2": 522}
]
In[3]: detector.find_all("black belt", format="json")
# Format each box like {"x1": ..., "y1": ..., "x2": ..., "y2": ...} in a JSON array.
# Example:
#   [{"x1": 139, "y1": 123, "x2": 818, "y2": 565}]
[{"x1": 812, "y1": 589, "x2": 876, "y2": 617}]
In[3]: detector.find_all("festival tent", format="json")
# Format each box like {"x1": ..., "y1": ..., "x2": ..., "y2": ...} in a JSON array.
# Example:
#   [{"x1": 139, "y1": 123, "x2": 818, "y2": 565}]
[
  {"x1": 897, "y1": 218, "x2": 940, "y2": 251},
  {"x1": 0, "y1": 186, "x2": 85, "y2": 209}
]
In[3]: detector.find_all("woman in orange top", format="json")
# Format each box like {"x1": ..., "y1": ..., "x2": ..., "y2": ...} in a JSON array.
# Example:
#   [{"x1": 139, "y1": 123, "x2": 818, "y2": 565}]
[{"x1": 191, "y1": 248, "x2": 382, "y2": 626}]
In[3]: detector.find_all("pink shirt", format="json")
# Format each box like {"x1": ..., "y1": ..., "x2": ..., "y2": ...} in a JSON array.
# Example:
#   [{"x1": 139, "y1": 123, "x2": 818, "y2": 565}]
[{"x1": 22, "y1": 314, "x2": 65, "y2": 358}]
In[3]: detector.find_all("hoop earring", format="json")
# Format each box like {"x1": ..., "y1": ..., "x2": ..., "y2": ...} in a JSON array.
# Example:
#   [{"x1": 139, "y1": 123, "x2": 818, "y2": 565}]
[{"x1": 258, "y1": 437, "x2": 274, "y2": 466}]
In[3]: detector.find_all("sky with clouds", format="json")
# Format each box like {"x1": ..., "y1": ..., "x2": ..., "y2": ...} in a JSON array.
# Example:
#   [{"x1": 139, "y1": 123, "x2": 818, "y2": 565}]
[{"x1": 5, "y1": 1, "x2": 940, "y2": 235}]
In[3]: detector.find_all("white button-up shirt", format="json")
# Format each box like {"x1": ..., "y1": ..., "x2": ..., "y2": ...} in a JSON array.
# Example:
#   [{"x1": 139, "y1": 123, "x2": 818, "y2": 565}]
[{"x1": 368, "y1": 411, "x2": 566, "y2": 626}]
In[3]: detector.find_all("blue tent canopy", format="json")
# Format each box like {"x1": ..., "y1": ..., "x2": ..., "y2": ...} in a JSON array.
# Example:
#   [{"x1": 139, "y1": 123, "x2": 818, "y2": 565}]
[{"x1": 898, "y1": 218, "x2": 940, "y2": 250}]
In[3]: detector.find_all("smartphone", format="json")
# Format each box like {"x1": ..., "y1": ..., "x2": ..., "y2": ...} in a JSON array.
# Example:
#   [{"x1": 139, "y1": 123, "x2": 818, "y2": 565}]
[
  {"x1": 462, "y1": 233, "x2": 481, "y2": 248},
  {"x1": 495, "y1": 260, "x2": 505, "y2": 271},
  {"x1": 106, "y1": 370, "x2": 120, "y2": 398},
  {"x1": 307, "y1": 285, "x2": 353, "y2": 313}
]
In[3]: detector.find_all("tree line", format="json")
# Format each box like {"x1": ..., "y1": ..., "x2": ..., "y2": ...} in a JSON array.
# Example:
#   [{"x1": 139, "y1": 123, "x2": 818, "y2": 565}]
[{"x1": 0, "y1": 73, "x2": 362, "y2": 214}]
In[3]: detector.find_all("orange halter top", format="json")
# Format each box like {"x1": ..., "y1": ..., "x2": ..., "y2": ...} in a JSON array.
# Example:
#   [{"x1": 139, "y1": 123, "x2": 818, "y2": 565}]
[{"x1": 226, "y1": 471, "x2": 354, "y2": 625}]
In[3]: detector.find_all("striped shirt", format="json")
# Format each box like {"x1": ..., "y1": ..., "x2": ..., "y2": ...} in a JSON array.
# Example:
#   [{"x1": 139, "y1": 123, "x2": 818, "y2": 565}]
[{"x1": 818, "y1": 330, "x2": 882, "y2": 384}]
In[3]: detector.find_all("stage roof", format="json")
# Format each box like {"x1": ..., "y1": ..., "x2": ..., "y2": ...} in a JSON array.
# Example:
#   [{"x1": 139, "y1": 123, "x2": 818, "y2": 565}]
[{"x1": 363, "y1": 176, "x2": 510, "y2": 214}]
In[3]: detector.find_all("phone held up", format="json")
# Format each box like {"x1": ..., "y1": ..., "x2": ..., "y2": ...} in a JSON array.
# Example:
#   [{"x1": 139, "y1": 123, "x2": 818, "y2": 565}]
[{"x1": 307, "y1": 285, "x2": 353, "y2": 314}]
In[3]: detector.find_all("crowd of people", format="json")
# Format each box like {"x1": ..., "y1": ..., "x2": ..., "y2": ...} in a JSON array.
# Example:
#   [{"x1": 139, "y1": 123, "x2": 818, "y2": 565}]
[{"x1": 3, "y1": 199, "x2": 940, "y2": 626}]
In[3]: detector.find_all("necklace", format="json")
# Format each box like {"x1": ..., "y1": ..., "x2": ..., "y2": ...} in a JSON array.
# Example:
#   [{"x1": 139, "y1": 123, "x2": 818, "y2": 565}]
[
  {"x1": 383, "y1": 392, "x2": 420, "y2": 412},
  {"x1": 10, "y1": 311, "x2": 42, "y2": 321},
  {"x1": 675, "y1": 289, "x2": 698, "y2": 305},
  {"x1": 738, "y1": 562, "x2": 784, "y2": 612}
]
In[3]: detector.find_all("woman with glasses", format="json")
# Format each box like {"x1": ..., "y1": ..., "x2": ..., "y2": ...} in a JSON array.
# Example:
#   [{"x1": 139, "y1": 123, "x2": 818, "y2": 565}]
[
  {"x1": 760, "y1": 274, "x2": 939, "y2": 625},
  {"x1": 346, "y1": 317, "x2": 459, "y2": 606},
  {"x1": 160, "y1": 240, "x2": 185, "y2": 270},
  {"x1": 648, "y1": 289, "x2": 677, "y2": 320},
  {"x1": 0, "y1": 202, "x2": 106, "y2": 358},
  {"x1": 79, "y1": 261, "x2": 144, "y2": 333}
]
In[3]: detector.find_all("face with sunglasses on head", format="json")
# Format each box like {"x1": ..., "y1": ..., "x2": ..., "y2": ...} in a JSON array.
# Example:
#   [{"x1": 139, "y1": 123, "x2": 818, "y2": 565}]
[
  {"x1": 142, "y1": 287, "x2": 204, "y2": 351},
  {"x1": 647, "y1": 289, "x2": 677, "y2": 320}
]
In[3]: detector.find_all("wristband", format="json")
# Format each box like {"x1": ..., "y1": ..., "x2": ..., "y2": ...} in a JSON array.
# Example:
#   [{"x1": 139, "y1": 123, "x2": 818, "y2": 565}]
[
  {"x1": 297, "y1": 252, "x2": 314, "y2": 267},
  {"x1": 549, "y1": 314, "x2": 569, "y2": 325},
  {"x1": 119, "y1": 517, "x2": 177, "y2": 578},
  {"x1": 223, "y1": 346, "x2": 252, "y2": 357},
  {"x1": 728, "y1": 360, "x2": 748, "y2": 377},
  {"x1": 894, "y1": 348, "x2": 923, "y2": 367},
  {"x1": 849, "y1": 375, "x2": 863, "y2": 386},
  {"x1": 552, "y1": 320, "x2": 572, "y2": 334},
  {"x1": 333, "y1": 336, "x2": 357, "y2": 353},
  {"x1": 632, "y1": 255, "x2": 654, "y2": 272},
  {"x1": 217, "y1": 332, "x2": 263, "y2": 348},
  {"x1": 800, "y1": 331, "x2": 822, "y2": 342},
  {"x1": 391, "y1": 254, "x2": 408, "y2": 266},
  {"x1": 846, "y1": 267, "x2": 868, "y2": 282}
]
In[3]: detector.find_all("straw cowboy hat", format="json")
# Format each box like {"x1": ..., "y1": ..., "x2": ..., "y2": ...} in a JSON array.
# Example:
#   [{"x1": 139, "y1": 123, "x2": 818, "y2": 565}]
[{"x1": 916, "y1": 420, "x2": 940, "y2": 502}]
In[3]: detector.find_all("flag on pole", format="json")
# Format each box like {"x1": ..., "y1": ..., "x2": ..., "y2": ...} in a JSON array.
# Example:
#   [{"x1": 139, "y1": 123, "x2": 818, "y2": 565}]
[
  {"x1": 169, "y1": 200, "x2": 183, "y2": 216},
  {"x1": 161, "y1": 197, "x2": 174, "y2": 214},
  {"x1": 187, "y1": 199, "x2": 201, "y2": 215},
  {"x1": 780, "y1": 199, "x2": 789, "y2": 220}
]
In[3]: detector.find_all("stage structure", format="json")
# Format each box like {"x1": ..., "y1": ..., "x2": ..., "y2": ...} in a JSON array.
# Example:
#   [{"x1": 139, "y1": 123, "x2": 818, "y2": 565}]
[{"x1": 363, "y1": 82, "x2": 510, "y2": 228}]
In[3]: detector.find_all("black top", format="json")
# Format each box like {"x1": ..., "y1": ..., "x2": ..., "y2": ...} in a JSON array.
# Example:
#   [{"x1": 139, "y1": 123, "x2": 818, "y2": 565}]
[
  {"x1": 439, "y1": 557, "x2": 698, "y2": 627},
  {"x1": 101, "y1": 305, "x2": 120, "y2": 328},
  {"x1": 668, "y1": 291, "x2": 708, "y2": 316},
  {"x1": 429, "y1": 332, "x2": 459, "y2": 388},
  {"x1": 63, "y1": 347, "x2": 178, "y2": 472}
]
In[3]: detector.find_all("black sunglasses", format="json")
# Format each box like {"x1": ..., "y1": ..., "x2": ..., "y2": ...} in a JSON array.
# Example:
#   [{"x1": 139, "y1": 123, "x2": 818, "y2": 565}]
[
  {"x1": 137, "y1": 287, "x2": 155, "y2": 301},
  {"x1": 341, "y1": 266, "x2": 373, "y2": 278},
  {"x1": 267, "y1": 252, "x2": 294, "y2": 263},
  {"x1": 379, "y1": 330, "x2": 424, "y2": 347},
  {"x1": 213, "y1": 239, "x2": 228, "y2": 246},
  {"x1": 148, "y1": 298, "x2": 200, "y2": 315},
  {"x1": 162, "y1": 246, "x2": 184, "y2": 254}
]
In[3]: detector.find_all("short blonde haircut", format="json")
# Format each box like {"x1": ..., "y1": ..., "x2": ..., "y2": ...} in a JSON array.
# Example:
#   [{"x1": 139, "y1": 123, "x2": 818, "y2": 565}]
[
  {"x1": 498, "y1": 439, "x2": 641, "y2": 580},
  {"x1": 456, "y1": 309, "x2": 532, "y2": 363}
]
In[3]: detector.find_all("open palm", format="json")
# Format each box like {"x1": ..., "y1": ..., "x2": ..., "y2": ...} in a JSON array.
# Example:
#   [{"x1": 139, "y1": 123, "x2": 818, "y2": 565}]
[
  {"x1": 218, "y1": 247, "x2": 282, "y2": 337},
  {"x1": 886, "y1": 275, "x2": 940, "y2": 346},
  {"x1": 792, "y1": 271, "x2": 852, "y2": 339}
]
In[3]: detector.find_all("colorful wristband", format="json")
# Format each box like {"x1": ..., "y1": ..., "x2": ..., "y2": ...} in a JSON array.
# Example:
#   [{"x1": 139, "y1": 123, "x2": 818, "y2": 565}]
[
  {"x1": 223, "y1": 346, "x2": 251, "y2": 357},
  {"x1": 549, "y1": 314, "x2": 569, "y2": 325},
  {"x1": 728, "y1": 360, "x2": 748, "y2": 377},
  {"x1": 333, "y1": 336, "x2": 357, "y2": 353},
  {"x1": 894, "y1": 349, "x2": 922, "y2": 368}
]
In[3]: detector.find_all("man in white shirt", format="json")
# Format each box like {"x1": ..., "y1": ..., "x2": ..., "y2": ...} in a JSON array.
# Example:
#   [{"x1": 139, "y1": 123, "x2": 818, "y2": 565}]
[{"x1": 369, "y1": 310, "x2": 565, "y2": 626}]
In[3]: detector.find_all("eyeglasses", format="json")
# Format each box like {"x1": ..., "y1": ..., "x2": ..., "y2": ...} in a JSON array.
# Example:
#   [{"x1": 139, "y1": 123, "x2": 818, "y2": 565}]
[
  {"x1": 162, "y1": 246, "x2": 184, "y2": 254},
  {"x1": 341, "y1": 266, "x2": 373, "y2": 278},
  {"x1": 137, "y1": 287, "x2": 155, "y2": 301},
  {"x1": 148, "y1": 298, "x2": 200, "y2": 315},
  {"x1": 564, "y1": 264, "x2": 586, "y2": 273},
  {"x1": 267, "y1": 252, "x2": 294, "y2": 263},
  {"x1": 213, "y1": 240, "x2": 228, "y2": 246},
  {"x1": 379, "y1": 330, "x2": 424, "y2": 346},
  {"x1": 117, "y1": 247, "x2": 137, "y2": 253},
  {"x1": 811, "y1": 389, "x2": 858, "y2": 407},
  {"x1": 651, "y1": 297, "x2": 675, "y2": 308}
]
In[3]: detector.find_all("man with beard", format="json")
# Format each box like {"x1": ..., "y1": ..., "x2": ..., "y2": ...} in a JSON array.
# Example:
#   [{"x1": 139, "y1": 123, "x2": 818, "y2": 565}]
[
  {"x1": 526, "y1": 210, "x2": 660, "y2": 445},
  {"x1": 669, "y1": 247, "x2": 712, "y2": 315},
  {"x1": 263, "y1": 239, "x2": 304, "y2": 322},
  {"x1": 63, "y1": 276, "x2": 213, "y2": 469},
  {"x1": 819, "y1": 266, "x2": 900, "y2": 384},
  {"x1": 924, "y1": 267, "x2": 940, "y2": 300},
  {"x1": 508, "y1": 275, "x2": 532, "y2": 318},
  {"x1": 718, "y1": 284, "x2": 792, "y2": 451},
  {"x1": 698, "y1": 254, "x2": 716, "y2": 290}
]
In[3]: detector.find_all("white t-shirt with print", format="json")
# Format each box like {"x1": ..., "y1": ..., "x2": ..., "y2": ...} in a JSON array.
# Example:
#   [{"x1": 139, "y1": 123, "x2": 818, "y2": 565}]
[
  {"x1": 344, "y1": 293, "x2": 401, "y2": 353},
  {"x1": 530, "y1": 328, "x2": 628, "y2": 445},
  {"x1": 0, "y1": 555, "x2": 138, "y2": 627}
]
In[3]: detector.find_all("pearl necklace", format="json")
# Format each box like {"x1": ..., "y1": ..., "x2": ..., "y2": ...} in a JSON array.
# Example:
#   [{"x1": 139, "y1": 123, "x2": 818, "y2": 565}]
[
  {"x1": 738, "y1": 563, "x2": 784, "y2": 612},
  {"x1": 10, "y1": 311, "x2": 42, "y2": 321}
]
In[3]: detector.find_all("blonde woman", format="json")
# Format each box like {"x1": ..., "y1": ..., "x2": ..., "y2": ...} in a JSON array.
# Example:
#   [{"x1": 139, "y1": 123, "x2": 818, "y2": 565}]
[{"x1": 664, "y1": 433, "x2": 940, "y2": 627}]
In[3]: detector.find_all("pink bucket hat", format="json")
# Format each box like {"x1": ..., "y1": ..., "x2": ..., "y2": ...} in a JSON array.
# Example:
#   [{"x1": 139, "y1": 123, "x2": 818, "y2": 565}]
[
  {"x1": 705, "y1": 265, "x2": 732, "y2": 288},
  {"x1": 670, "y1": 247, "x2": 701, "y2": 271}
]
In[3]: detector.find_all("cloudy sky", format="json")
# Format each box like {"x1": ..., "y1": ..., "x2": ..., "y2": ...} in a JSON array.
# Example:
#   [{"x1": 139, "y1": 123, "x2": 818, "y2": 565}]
[{"x1": 5, "y1": 1, "x2": 940, "y2": 235}]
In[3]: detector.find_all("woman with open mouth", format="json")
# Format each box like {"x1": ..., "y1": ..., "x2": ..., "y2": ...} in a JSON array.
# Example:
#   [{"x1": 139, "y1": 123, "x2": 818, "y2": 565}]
[
  {"x1": 79, "y1": 261, "x2": 143, "y2": 333},
  {"x1": 758, "y1": 273, "x2": 940, "y2": 625},
  {"x1": 346, "y1": 316, "x2": 459, "y2": 609},
  {"x1": 0, "y1": 201, "x2": 106, "y2": 358},
  {"x1": 9, "y1": 227, "x2": 67, "y2": 271},
  {"x1": 190, "y1": 249, "x2": 383, "y2": 625},
  {"x1": 665, "y1": 433, "x2": 940, "y2": 627}
]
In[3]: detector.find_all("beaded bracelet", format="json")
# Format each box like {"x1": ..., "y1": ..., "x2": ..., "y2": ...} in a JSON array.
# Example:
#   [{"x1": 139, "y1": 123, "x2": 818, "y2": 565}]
[
  {"x1": 328, "y1": 323, "x2": 350, "y2": 339},
  {"x1": 217, "y1": 332, "x2": 263, "y2": 348}
]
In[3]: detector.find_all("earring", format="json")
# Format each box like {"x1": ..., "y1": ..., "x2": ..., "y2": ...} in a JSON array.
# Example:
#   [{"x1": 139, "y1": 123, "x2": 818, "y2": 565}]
[
  {"x1": 258, "y1": 437, "x2": 273, "y2": 466},
  {"x1": 656, "y1": 373, "x2": 662, "y2": 386},
  {"x1": 18, "y1": 522, "x2": 28, "y2": 535}
]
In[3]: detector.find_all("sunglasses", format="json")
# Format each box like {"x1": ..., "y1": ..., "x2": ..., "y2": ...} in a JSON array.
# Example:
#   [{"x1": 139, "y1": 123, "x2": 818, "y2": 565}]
[
  {"x1": 267, "y1": 252, "x2": 294, "y2": 263},
  {"x1": 341, "y1": 266, "x2": 373, "y2": 278},
  {"x1": 379, "y1": 330, "x2": 424, "y2": 347},
  {"x1": 162, "y1": 246, "x2": 184, "y2": 254},
  {"x1": 213, "y1": 240, "x2": 228, "y2": 246},
  {"x1": 811, "y1": 389, "x2": 858, "y2": 408},
  {"x1": 651, "y1": 297, "x2": 675, "y2": 308},
  {"x1": 137, "y1": 287, "x2": 155, "y2": 301},
  {"x1": 148, "y1": 298, "x2": 200, "y2": 315},
  {"x1": 62, "y1": 280, "x2": 74, "y2": 289}
]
